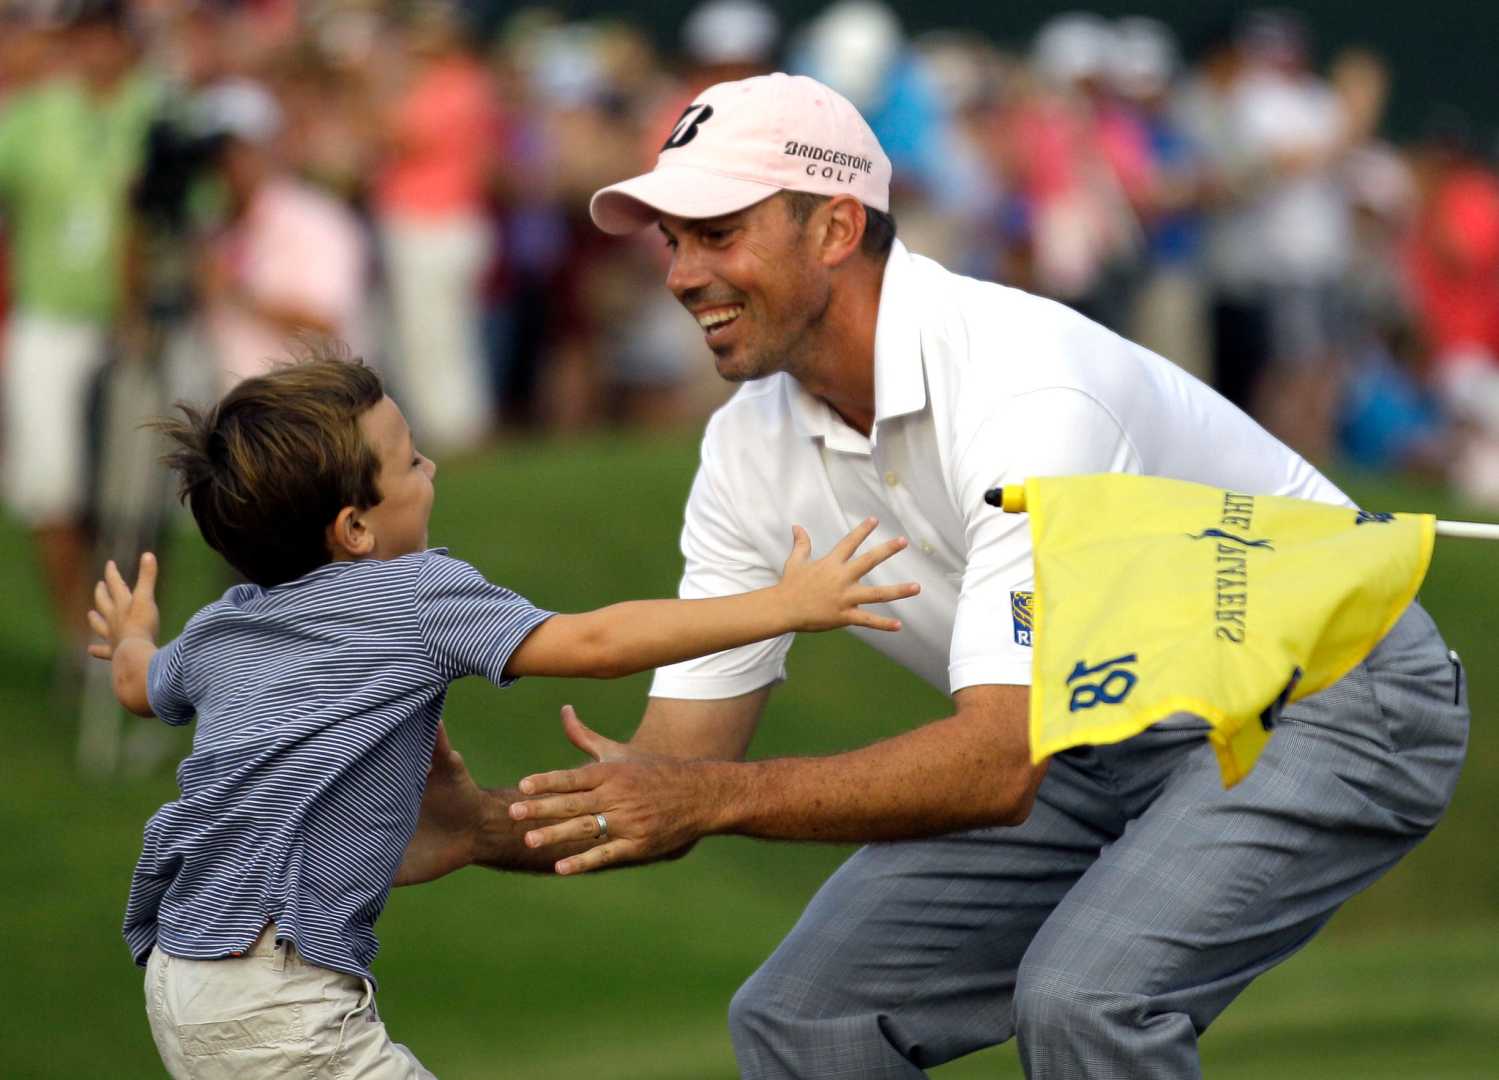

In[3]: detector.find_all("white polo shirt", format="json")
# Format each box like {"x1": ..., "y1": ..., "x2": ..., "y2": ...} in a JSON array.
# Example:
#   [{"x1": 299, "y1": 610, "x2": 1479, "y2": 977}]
[{"x1": 649, "y1": 240, "x2": 1348, "y2": 701}]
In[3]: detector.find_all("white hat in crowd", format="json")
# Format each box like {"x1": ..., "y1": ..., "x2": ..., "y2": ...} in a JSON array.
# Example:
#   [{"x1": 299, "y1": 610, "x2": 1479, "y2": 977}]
[
  {"x1": 1108, "y1": 17, "x2": 1178, "y2": 100},
  {"x1": 190, "y1": 78, "x2": 283, "y2": 145},
  {"x1": 793, "y1": 0, "x2": 903, "y2": 110},
  {"x1": 681, "y1": 0, "x2": 779, "y2": 68},
  {"x1": 1032, "y1": 11, "x2": 1114, "y2": 87}
]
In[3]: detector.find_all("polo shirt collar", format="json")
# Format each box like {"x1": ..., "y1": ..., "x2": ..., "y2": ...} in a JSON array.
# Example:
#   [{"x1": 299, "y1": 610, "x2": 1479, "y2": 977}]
[
  {"x1": 787, "y1": 239, "x2": 926, "y2": 447},
  {"x1": 871, "y1": 239, "x2": 927, "y2": 426}
]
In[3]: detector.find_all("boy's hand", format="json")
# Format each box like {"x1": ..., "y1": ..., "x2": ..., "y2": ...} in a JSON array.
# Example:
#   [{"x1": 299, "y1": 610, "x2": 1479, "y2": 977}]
[
  {"x1": 87, "y1": 553, "x2": 161, "y2": 660},
  {"x1": 777, "y1": 517, "x2": 919, "y2": 633}
]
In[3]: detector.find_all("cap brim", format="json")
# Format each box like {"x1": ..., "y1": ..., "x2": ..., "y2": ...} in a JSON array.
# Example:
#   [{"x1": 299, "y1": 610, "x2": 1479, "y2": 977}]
[{"x1": 590, "y1": 165, "x2": 783, "y2": 235}]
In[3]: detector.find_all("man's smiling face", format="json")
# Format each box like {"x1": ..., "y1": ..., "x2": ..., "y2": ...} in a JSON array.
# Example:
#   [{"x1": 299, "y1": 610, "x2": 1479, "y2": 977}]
[{"x1": 659, "y1": 194, "x2": 833, "y2": 384}]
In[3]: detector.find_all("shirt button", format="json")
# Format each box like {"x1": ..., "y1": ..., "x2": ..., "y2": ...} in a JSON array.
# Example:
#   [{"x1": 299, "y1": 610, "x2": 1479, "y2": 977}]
[
  {"x1": 884, "y1": 471, "x2": 900, "y2": 487},
  {"x1": 920, "y1": 541, "x2": 935, "y2": 555}
]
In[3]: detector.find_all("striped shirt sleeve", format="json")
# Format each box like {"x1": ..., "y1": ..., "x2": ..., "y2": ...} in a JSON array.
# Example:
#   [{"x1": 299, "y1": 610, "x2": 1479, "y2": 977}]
[
  {"x1": 146, "y1": 638, "x2": 195, "y2": 726},
  {"x1": 415, "y1": 553, "x2": 553, "y2": 686}
]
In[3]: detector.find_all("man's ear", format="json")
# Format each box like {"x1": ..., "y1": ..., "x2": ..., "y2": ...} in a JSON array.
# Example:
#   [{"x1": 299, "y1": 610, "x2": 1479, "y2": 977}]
[
  {"x1": 817, "y1": 196, "x2": 866, "y2": 268},
  {"x1": 327, "y1": 505, "x2": 375, "y2": 560}
]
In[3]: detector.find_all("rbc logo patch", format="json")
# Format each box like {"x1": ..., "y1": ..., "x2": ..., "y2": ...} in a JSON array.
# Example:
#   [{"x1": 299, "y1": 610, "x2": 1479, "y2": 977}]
[{"x1": 1011, "y1": 591, "x2": 1034, "y2": 647}]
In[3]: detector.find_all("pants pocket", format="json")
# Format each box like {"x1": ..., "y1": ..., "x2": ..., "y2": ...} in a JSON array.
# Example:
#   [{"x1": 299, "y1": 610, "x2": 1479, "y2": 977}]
[
  {"x1": 163, "y1": 953, "x2": 315, "y2": 1076},
  {"x1": 179, "y1": 1004, "x2": 306, "y2": 1058}
]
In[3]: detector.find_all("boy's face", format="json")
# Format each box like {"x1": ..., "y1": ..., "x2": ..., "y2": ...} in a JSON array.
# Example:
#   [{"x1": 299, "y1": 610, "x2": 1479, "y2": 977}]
[{"x1": 357, "y1": 395, "x2": 436, "y2": 559}]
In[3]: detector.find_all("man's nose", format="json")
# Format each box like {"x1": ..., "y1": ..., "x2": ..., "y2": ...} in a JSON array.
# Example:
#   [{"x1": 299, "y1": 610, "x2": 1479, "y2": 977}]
[{"x1": 666, "y1": 244, "x2": 710, "y2": 300}]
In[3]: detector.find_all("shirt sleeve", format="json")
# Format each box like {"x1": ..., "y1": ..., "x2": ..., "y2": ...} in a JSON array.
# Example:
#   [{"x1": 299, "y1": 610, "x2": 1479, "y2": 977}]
[
  {"x1": 946, "y1": 386, "x2": 1141, "y2": 692},
  {"x1": 146, "y1": 638, "x2": 196, "y2": 726},
  {"x1": 648, "y1": 433, "x2": 791, "y2": 701},
  {"x1": 415, "y1": 553, "x2": 554, "y2": 686}
]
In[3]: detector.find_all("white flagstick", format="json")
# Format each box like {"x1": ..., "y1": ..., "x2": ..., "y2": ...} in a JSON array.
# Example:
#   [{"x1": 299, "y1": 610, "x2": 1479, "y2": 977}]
[
  {"x1": 983, "y1": 486, "x2": 1499, "y2": 541},
  {"x1": 1436, "y1": 519, "x2": 1499, "y2": 540}
]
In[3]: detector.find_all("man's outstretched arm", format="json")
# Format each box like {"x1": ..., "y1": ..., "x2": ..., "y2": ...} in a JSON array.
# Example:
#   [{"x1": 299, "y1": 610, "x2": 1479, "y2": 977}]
[
  {"x1": 509, "y1": 683, "x2": 1047, "y2": 875},
  {"x1": 394, "y1": 689, "x2": 770, "y2": 884}
]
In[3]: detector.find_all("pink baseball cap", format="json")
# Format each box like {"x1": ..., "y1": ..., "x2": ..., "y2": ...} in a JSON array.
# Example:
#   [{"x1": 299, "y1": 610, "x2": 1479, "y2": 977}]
[{"x1": 590, "y1": 73, "x2": 892, "y2": 235}]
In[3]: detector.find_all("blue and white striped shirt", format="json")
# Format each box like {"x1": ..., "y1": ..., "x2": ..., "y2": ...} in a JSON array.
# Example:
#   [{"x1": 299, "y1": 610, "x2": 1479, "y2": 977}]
[{"x1": 124, "y1": 549, "x2": 552, "y2": 982}]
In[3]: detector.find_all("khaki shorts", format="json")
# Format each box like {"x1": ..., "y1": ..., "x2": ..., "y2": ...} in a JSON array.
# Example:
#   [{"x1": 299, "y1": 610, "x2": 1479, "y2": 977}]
[{"x1": 144, "y1": 924, "x2": 434, "y2": 1079}]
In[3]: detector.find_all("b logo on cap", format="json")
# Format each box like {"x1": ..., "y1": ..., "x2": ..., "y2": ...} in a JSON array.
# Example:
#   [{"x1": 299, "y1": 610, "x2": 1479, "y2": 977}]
[{"x1": 662, "y1": 104, "x2": 714, "y2": 151}]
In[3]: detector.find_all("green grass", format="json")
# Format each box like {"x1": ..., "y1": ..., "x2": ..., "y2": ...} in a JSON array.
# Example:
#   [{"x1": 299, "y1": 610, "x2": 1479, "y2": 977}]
[{"x1": 1, "y1": 436, "x2": 1495, "y2": 1078}]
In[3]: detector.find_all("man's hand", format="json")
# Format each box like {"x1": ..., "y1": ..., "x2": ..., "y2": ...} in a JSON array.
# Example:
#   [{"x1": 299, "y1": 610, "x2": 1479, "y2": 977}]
[
  {"x1": 509, "y1": 705, "x2": 726, "y2": 875},
  {"x1": 395, "y1": 724, "x2": 482, "y2": 886}
]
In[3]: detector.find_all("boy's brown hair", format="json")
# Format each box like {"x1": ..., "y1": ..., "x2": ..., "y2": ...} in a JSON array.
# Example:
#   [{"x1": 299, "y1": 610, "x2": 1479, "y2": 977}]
[{"x1": 155, "y1": 344, "x2": 386, "y2": 587}]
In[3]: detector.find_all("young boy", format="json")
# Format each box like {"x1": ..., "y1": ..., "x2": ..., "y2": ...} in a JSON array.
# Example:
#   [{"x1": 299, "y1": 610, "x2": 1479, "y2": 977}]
[{"x1": 88, "y1": 350, "x2": 918, "y2": 1079}]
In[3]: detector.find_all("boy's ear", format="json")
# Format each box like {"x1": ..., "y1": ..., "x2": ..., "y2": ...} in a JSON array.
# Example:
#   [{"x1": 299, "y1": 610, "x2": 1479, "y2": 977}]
[{"x1": 327, "y1": 505, "x2": 375, "y2": 560}]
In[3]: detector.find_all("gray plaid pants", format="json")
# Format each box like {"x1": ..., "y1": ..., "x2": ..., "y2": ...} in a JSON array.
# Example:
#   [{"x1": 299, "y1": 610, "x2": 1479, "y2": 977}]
[{"x1": 730, "y1": 601, "x2": 1468, "y2": 1079}]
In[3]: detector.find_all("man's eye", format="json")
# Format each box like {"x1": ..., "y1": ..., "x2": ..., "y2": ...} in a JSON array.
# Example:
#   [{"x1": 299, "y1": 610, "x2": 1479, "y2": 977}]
[
  {"x1": 662, "y1": 235, "x2": 678, "y2": 250},
  {"x1": 704, "y1": 229, "x2": 731, "y2": 243}
]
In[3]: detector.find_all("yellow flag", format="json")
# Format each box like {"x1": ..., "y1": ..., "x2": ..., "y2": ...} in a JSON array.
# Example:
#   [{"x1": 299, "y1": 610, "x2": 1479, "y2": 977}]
[{"x1": 1004, "y1": 474, "x2": 1435, "y2": 787}]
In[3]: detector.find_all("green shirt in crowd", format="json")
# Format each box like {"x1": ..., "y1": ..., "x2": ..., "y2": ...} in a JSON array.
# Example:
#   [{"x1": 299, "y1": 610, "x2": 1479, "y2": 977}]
[{"x1": 0, "y1": 71, "x2": 160, "y2": 323}]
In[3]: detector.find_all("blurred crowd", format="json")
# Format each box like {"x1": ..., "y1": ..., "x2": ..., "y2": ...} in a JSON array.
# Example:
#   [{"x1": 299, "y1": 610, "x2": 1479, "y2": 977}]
[{"x1": 6, "y1": 0, "x2": 1499, "y2": 660}]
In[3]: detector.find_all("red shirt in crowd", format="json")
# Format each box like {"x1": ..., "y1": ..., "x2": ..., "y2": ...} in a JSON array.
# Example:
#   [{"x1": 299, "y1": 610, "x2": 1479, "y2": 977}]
[
  {"x1": 375, "y1": 56, "x2": 497, "y2": 220},
  {"x1": 1407, "y1": 165, "x2": 1499, "y2": 362}
]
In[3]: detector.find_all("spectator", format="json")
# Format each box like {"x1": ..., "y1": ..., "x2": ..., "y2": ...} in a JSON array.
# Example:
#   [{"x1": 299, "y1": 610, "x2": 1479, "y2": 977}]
[
  {"x1": 1230, "y1": 10, "x2": 1355, "y2": 461},
  {"x1": 1000, "y1": 13, "x2": 1142, "y2": 330},
  {"x1": 478, "y1": 12, "x2": 569, "y2": 430},
  {"x1": 515, "y1": 21, "x2": 670, "y2": 431},
  {"x1": 908, "y1": 32, "x2": 1013, "y2": 279},
  {"x1": 1173, "y1": 20, "x2": 1268, "y2": 413},
  {"x1": 0, "y1": 0, "x2": 159, "y2": 648},
  {"x1": 1405, "y1": 109, "x2": 1499, "y2": 503},
  {"x1": 0, "y1": 3, "x2": 60, "y2": 337},
  {"x1": 194, "y1": 79, "x2": 368, "y2": 391},
  {"x1": 1110, "y1": 17, "x2": 1213, "y2": 385},
  {"x1": 373, "y1": 0, "x2": 499, "y2": 455},
  {"x1": 1337, "y1": 137, "x2": 1449, "y2": 476},
  {"x1": 792, "y1": 0, "x2": 971, "y2": 263}
]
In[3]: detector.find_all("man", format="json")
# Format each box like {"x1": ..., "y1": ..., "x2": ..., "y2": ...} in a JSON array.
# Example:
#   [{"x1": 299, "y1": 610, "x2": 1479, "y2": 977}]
[
  {"x1": 402, "y1": 74, "x2": 1468, "y2": 1078},
  {"x1": 0, "y1": 0, "x2": 158, "y2": 648}
]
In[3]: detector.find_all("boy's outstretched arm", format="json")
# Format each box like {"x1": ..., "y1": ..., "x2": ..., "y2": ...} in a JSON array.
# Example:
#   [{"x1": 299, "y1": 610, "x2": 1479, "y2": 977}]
[
  {"x1": 87, "y1": 554, "x2": 161, "y2": 717},
  {"x1": 502, "y1": 518, "x2": 919, "y2": 680}
]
